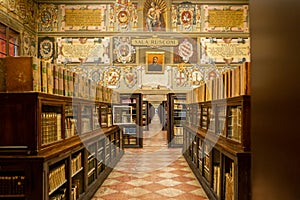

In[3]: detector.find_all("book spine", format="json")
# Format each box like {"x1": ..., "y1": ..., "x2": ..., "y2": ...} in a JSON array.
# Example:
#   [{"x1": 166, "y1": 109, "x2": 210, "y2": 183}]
[
  {"x1": 68, "y1": 71, "x2": 74, "y2": 97},
  {"x1": 99, "y1": 85, "x2": 104, "y2": 101},
  {"x1": 240, "y1": 62, "x2": 251, "y2": 95},
  {"x1": 49, "y1": 164, "x2": 66, "y2": 193},
  {"x1": 63, "y1": 68, "x2": 69, "y2": 96},
  {"x1": 57, "y1": 113, "x2": 62, "y2": 140},
  {"x1": 32, "y1": 57, "x2": 41, "y2": 92},
  {"x1": 95, "y1": 84, "x2": 100, "y2": 101},
  {"x1": 41, "y1": 61, "x2": 48, "y2": 93},
  {"x1": 53, "y1": 65, "x2": 59, "y2": 95},
  {"x1": 47, "y1": 62, "x2": 54, "y2": 94},
  {"x1": 58, "y1": 67, "x2": 64, "y2": 95}
]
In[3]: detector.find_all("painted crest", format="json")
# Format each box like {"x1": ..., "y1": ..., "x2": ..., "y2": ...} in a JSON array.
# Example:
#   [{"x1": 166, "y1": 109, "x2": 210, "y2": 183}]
[
  {"x1": 39, "y1": 5, "x2": 57, "y2": 32},
  {"x1": 190, "y1": 68, "x2": 204, "y2": 86},
  {"x1": 124, "y1": 67, "x2": 137, "y2": 88},
  {"x1": 91, "y1": 70, "x2": 102, "y2": 83},
  {"x1": 174, "y1": 66, "x2": 188, "y2": 87},
  {"x1": 114, "y1": 0, "x2": 138, "y2": 31},
  {"x1": 181, "y1": 10, "x2": 192, "y2": 27},
  {"x1": 178, "y1": 39, "x2": 193, "y2": 63},
  {"x1": 116, "y1": 43, "x2": 133, "y2": 63},
  {"x1": 105, "y1": 67, "x2": 121, "y2": 88},
  {"x1": 113, "y1": 37, "x2": 135, "y2": 64},
  {"x1": 117, "y1": 9, "x2": 130, "y2": 29},
  {"x1": 39, "y1": 38, "x2": 54, "y2": 60}
]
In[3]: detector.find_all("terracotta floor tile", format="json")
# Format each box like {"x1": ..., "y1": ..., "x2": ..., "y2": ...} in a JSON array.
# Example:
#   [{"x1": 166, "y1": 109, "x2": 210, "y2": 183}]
[
  {"x1": 171, "y1": 176, "x2": 195, "y2": 182},
  {"x1": 138, "y1": 192, "x2": 170, "y2": 200},
  {"x1": 104, "y1": 183, "x2": 134, "y2": 191},
  {"x1": 140, "y1": 182, "x2": 169, "y2": 191},
  {"x1": 99, "y1": 192, "x2": 133, "y2": 200},
  {"x1": 175, "y1": 192, "x2": 208, "y2": 200},
  {"x1": 172, "y1": 183, "x2": 202, "y2": 193},
  {"x1": 91, "y1": 114, "x2": 208, "y2": 199}
]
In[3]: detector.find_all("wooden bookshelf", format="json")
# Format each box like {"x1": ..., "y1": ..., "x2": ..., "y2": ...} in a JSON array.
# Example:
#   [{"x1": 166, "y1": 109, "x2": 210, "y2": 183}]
[
  {"x1": 167, "y1": 93, "x2": 187, "y2": 148},
  {"x1": 117, "y1": 93, "x2": 143, "y2": 148},
  {"x1": 182, "y1": 62, "x2": 251, "y2": 200},
  {"x1": 99, "y1": 103, "x2": 114, "y2": 128},
  {"x1": 183, "y1": 95, "x2": 250, "y2": 200},
  {"x1": 0, "y1": 92, "x2": 123, "y2": 200}
]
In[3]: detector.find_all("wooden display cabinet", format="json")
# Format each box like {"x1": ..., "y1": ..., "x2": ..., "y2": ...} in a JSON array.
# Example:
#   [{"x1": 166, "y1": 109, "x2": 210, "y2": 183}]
[
  {"x1": 99, "y1": 103, "x2": 109, "y2": 128},
  {"x1": 118, "y1": 93, "x2": 143, "y2": 148},
  {"x1": 183, "y1": 95, "x2": 251, "y2": 200},
  {"x1": 0, "y1": 92, "x2": 124, "y2": 200},
  {"x1": 167, "y1": 93, "x2": 187, "y2": 148},
  {"x1": 142, "y1": 101, "x2": 149, "y2": 131},
  {"x1": 0, "y1": 127, "x2": 123, "y2": 200},
  {"x1": 186, "y1": 104, "x2": 192, "y2": 126},
  {"x1": 113, "y1": 105, "x2": 133, "y2": 125}
]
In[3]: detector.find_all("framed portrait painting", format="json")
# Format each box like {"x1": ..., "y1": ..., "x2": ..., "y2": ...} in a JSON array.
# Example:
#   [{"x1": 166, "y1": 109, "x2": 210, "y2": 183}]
[{"x1": 146, "y1": 51, "x2": 165, "y2": 74}]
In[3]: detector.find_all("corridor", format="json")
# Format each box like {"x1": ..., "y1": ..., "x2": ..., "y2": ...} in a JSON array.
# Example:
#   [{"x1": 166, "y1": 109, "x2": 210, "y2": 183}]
[{"x1": 91, "y1": 112, "x2": 208, "y2": 199}]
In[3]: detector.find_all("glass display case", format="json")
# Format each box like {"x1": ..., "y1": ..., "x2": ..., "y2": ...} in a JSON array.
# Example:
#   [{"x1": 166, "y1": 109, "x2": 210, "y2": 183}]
[{"x1": 112, "y1": 105, "x2": 133, "y2": 125}]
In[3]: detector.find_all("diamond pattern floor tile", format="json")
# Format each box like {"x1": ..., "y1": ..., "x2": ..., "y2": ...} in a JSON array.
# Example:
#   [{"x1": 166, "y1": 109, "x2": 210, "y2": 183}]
[
  {"x1": 91, "y1": 114, "x2": 208, "y2": 199},
  {"x1": 157, "y1": 179, "x2": 182, "y2": 186},
  {"x1": 122, "y1": 188, "x2": 151, "y2": 197},
  {"x1": 155, "y1": 188, "x2": 185, "y2": 197},
  {"x1": 156, "y1": 172, "x2": 179, "y2": 179}
]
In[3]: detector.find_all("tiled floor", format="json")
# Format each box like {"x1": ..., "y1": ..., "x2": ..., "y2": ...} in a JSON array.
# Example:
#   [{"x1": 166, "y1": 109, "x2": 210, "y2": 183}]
[{"x1": 91, "y1": 113, "x2": 208, "y2": 200}]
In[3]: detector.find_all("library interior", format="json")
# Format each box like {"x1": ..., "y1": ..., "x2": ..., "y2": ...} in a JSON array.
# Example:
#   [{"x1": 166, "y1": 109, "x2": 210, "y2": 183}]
[{"x1": 1, "y1": 0, "x2": 299, "y2": 200}]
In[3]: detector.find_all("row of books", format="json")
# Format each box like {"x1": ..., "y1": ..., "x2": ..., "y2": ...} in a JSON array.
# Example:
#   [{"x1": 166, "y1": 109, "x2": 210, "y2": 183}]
[
  {"x1": 174, "y1": 119, "x2": 185, "y2": 126},
  {"x1": 227, "y1": 106, "x2": 242, "y2": 141},
  {"x1": 49, "y1": 164, "x2": 66, "y2": 194},
  {"x1": 0, "y1": 57, "x2": 119, "y2": 103},
  {"x1": 224, "y1": 162, "x2": 235, "y2": 200},
  {"x1": 186, "y1": 101, "x2": 243, "y2": 142},
  {"x1": 174, "y1": 126, "x2": 184, "y2": 136},
  {"x1": 88, "y1": 156, "x2": 96, "y2": 173},
  {"x1": 174, "y1": 111, "x2": 187, "y2": 118},
  {"x1": 187, "y1": 62, "x2": 250, "y2": 103},
  {"x1": 107, "y1": 113, "x2": 112, "y2": 127},
  {"x1": 65, "y1": 105, "x2": 77, "y2": 117},
  {"x1": 121, "y1": 98, "x2": 137, "y2": 104},
  {"x1": 65, "y1": 118, "x2": 77, "y2": 138},
  {"x1": 71, "y1": 179, "x2": 80, "y2": 200},
  {"x1": 174, "y1": 104, "x2": 185, "y2": 109},
  {"x1": 225, "y1": 173, "x2": 234, "y2": 200},
  {"x1": 204, "y1": 155, "x2": 210, "y2": 171},
  {"x1": 123, "y1": 127, "x2": 136, "y2": 134},
  {"x1": 71, "y1": 153, "x2": 82, "y2": 176},
  {"x1": 174, "y1": 99, "x2": 186, "y2": 104},
  {"x1": 172, "y1": 136, "x2": 184, "y2": 145},
  {"x1": 101, "y1": 115, "x2": 108, "y2": 126},
  {"x1": 213, "y1": 165, "x2": 221, "y2": 197},
  {"x1": 42, "y1": 112, "x2": 62, "y2": 145},
  {"x1": 123, "y1": 135, "x2": 137, "y2": 145},
  {"x1": 0, "y1": 175, "x2": 25, "y2": 195}
]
